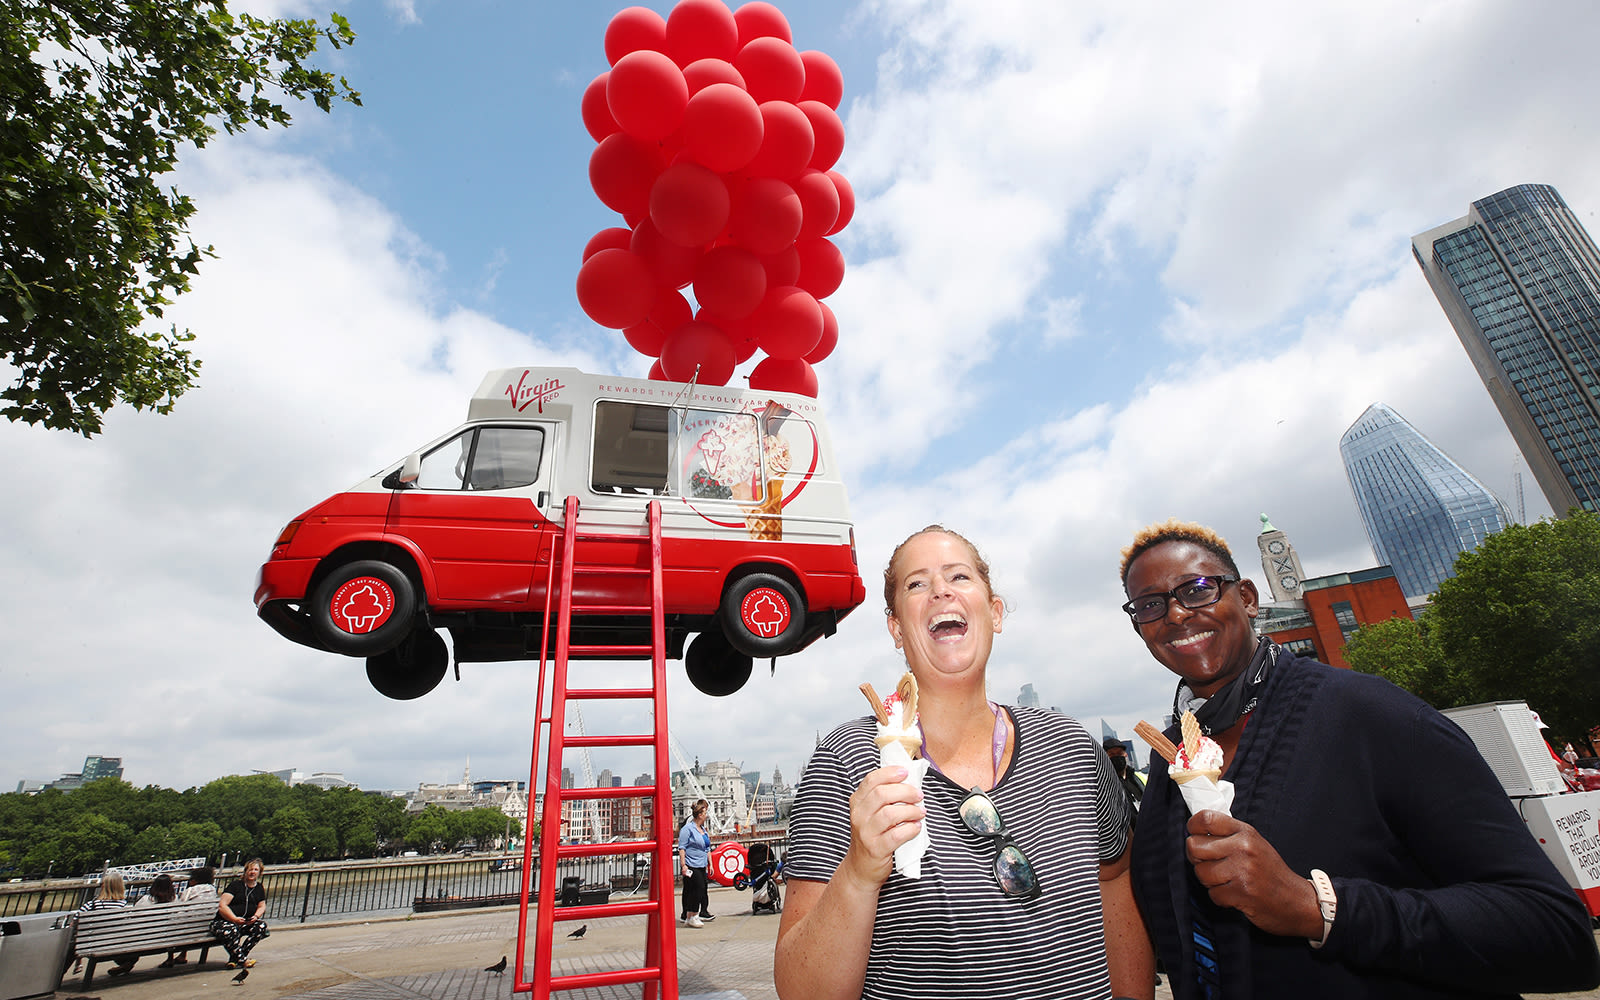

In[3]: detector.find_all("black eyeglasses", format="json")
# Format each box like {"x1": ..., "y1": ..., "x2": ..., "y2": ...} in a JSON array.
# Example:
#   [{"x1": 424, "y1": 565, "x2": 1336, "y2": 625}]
[
  {"x1": 959, "y1": 788, "x2": 1040, "y2": 899},
  {"x1": 1121, "y1": 575, "x2": 1238, "y2": 625}
]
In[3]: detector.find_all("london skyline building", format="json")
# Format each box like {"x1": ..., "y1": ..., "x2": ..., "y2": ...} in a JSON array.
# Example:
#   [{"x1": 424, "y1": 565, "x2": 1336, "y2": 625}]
[
  {"x1": 1413, "y1": 183, "x2": 1600, "y2": 516},
  {"x1": 1339, "y1": 402, "x2": 1512, "y2": 600}
]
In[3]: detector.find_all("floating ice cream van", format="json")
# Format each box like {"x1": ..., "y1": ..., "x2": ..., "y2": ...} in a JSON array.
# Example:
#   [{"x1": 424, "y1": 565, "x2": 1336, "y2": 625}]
[{"x1": 255, "y1": 367, "x2": 866, "y2": 699}]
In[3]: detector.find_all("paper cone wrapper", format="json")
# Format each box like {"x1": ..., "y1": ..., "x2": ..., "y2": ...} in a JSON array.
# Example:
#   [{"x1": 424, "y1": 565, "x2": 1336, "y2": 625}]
[
  {"x1": 743, "y1": 479, "x2": 784, "y2": 541},
  {"x1": 879, "y1": 740, "x2": 930, "y2": 879},
  {"x1": 1171, "y1": 770, "x2": 1235, "y2": 816}
]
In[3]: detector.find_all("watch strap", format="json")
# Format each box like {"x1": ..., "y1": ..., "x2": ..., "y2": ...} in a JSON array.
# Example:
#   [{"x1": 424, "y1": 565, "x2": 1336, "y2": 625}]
[{"x1": 1309, "y1": 868, "x2": 1336, "y2": 949}]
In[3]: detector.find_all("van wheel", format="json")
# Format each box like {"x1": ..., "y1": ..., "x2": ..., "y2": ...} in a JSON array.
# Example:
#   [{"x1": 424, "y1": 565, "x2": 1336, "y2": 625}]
[
  {"x1": 720, "y1": 573, "x2": 806, "y2": 658},
  {"x1": 310, "y1": 559, "x2": 416, "y2": 655},
  {"x1": 686, "y1": 629, "x2": 753, "y2": 697},
  {"x1": 366, "y1": 629, "x2": 449, "y2": 700}
]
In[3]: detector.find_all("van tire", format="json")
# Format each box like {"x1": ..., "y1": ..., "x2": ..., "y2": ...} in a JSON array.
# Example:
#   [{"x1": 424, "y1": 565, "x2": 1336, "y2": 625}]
[
  {"x1": 310, "y1": 559, "x2": 417, "y2": 655},
  {"x1": 686, "y1": 629, "x2": 754, "y2": 696},
  {"x1": 720, "y1": 573, "x2": 806, "y2": 658},
  {"x1": 366, "y1": 629, "x2": 449, "y2": 700}
]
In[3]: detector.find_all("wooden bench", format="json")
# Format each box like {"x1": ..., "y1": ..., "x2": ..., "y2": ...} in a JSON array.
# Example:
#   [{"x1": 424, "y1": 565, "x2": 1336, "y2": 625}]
[{"x1": 70, "y1": 900, "x2": 220, "y2": 987}]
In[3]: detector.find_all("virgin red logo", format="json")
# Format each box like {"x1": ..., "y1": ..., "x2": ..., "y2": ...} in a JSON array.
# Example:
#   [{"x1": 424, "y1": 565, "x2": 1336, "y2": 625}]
[{"x1": 505, "y1": 371, "x2": 564, "y2": 413}]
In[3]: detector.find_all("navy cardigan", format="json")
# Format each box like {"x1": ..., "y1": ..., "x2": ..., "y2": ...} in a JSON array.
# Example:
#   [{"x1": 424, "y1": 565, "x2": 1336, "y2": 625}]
[{"x1": 1130, "y1": 650, "x2": 1600, "y2": 999}]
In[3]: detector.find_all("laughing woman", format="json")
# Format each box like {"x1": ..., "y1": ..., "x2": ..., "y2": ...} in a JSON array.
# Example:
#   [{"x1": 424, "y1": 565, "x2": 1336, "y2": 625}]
[{"x1": 776, "y1": 526, "x2": 1152, "y2": 1000}]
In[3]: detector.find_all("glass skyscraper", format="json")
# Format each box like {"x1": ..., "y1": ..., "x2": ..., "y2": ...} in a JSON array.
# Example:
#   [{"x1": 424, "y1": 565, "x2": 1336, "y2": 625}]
[
  {"x1": 1412, "y1": 184, "x2": 1600, "y2": 515},
  {"x1": 1340, "y1": 403, "x2": 1512, "y2": 600}
]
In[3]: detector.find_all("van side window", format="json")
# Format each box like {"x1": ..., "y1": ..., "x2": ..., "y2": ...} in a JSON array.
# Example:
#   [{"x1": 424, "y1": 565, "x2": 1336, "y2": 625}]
[
  {"x1": 592, "y1": 401, "x2": 670, "y2": 495},
  {"x1": 417, "y1": 426, "x2": 545, "y2": 491}
]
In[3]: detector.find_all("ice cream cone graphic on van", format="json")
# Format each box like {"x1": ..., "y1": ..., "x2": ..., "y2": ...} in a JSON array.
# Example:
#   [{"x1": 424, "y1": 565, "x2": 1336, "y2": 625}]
[{"x1": 743, "y1": 403, "x2": 792, "y2": 541}]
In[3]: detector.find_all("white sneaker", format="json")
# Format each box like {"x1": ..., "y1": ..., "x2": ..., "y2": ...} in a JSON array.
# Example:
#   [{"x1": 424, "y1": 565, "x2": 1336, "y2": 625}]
[{"x1": 687, "y1": 915, "x2": 704, "y2": 928}]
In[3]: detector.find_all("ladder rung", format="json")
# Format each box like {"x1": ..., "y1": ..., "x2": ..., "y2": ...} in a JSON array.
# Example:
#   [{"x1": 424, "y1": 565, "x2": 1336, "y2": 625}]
[
  {"x1": 552, "y1": 899, "x2": 661, "y2": 923},
  {"x1": 565, "y1": 687, "x2": 656, "y2": 700},
  {"x1": 558, "y1": 785, "x2": 657, "y2": 802},
  {"x1": 570, "y1": 603, "x2": 652, "y2": 615},
  {"x1": 569, "y1": 643, "x2": 654, "y2": 657},
  {"x1": 551, "y1": 965, "x2": 662, "y2": 990},
  {"x1": 557, "y1": 838, "x2": 658, "y2": 857},
  {"x1": 562, "y1": 734, "x2": 655, "y2": 749}
]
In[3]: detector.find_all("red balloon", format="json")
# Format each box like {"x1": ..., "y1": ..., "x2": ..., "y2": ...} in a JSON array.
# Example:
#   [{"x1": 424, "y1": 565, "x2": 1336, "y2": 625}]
[
  {"x1": 682, "y1": 57, "x2": 746, "y2": 94},
  {"x1": 696, "y1": 307, "x2": 758, "y2": 362},
  {"x1": 605, "y1": 6, "x2": 667, "y2": 65},
  {"x1": 793, "y1": 169, "x2": 840, "y2": 240},
  {"x1": 799, "y1": 50, "x2": 843, "y2": 109},
  {"x1": 624, "y1": 320, "x2": 667, "y2": 357},
  {"x1": 735, "y1": 36, "x2": 805, "y2": 104},
  {"x1": 749, "y1": 356, "x2": 818, "y2": 397},
  {"x1": 630, "y1": 218, "x2": 700, "y2": 289},
  {"x1": 590, "y1": 133, "x2": 664, "y2": 218},
  {"x1": 753, "y1": 285, "x2": 823, "y2": 359},
  {"x1": 694, "y1": 245, "x2": 767, "y2": 319},
  {"x1": 661, "y1": 320, "x2": 737, "y2": 385},
  {"x1": 799, "y1": 101, "x2": 844, "y2": 171},
  {"x1": 583, "y1": 227, "x2": 632, "y2": 261},
  {"x1": 648, "y1": 358, "x2": 668, "y2": 381},
  {"x1": 760, "y1": 244, "x2": 800, "y2": 287},
  {"x1": 746, "y1": 100, "x2": 814, "y2": 179},
  {"x1": 805, "y1": 300, "x2": 838, "y2": 363},
  {"x1": 794, "y1": 237, "x2": 844, "y2": 299},
  {"x1": 650, "y1": 162, "x2": 730, "y2": 247},
  {"x1": 729, "y1": 177, "x2": 802, "y2": 255},
  {"x1": 581, "y1": 72, "x2": 620, "y2": 142},
  {"x1": 608, "y1": 50, "x2": 689, "y2": 142},
  {"x1": 826, "y1": 170, "x2": 854, "y2": 236},
  {"x1": 666, "y1": 0, "x2": 739, "y2": 67},
  {"x1": 652, "y1": 286, "x2": 694, "y2": 333},
  {"x1": 681, "y1": 83, "x2": 763, "y2": 173},
  {"x1": 734, "y1": 2, "x2": 792, "y2": 46},
  {"x1": 576, "y1": 248, "x2": 654, "y2": 329}
]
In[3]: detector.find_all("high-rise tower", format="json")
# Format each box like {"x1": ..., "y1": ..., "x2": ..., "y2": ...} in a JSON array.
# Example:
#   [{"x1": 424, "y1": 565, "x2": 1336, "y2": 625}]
[
  {"x1": 1339, "y1": 403, "x2": 1512, "y2": 600},
  {"x1": 1413, "y1": 183, "x2": 1600, "y2": 515}
]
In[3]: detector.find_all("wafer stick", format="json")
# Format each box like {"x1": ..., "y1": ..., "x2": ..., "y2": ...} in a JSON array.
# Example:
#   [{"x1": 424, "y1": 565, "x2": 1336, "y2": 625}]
[
  {"x1": 1135, "y1": 720, "x2": 1178, "y2": 764},
  {"x1": 860, "y1": 683, "x2": 890, "y2": 725},
  {"x1": 1181, "y1": 711, "x2": 1202, "y2": 762}
]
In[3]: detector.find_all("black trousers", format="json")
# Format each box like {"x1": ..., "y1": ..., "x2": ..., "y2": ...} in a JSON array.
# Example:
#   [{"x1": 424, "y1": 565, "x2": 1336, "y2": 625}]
[{"x1": 681, "y1": 866, "x2": 709, "y2": 917}]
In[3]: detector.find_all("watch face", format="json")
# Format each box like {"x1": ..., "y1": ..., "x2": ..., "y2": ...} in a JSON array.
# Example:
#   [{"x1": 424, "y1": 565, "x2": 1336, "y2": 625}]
[
  {"x1": 1267, "y1": 539, "x2": 1286, "y2": 554},
  {"x1": 1280, "y1": 574, "x2": 1299, "y2": 590}
]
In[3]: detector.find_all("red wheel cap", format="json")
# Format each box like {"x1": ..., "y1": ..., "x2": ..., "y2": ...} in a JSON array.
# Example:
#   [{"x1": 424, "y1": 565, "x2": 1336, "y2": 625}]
[
  {"x1": 329, "y1": 577, "x2": 396, "y2": 634},
  {"x1": 739, "y1": 587, "x2": 790, "y2": 637}
]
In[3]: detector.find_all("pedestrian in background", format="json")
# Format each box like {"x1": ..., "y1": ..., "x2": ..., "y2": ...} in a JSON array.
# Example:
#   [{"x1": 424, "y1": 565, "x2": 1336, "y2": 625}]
[
  {"x1": 163, "y1": 866, "x2": 217, "y2": 967},
  {"x1": 678, "y1": 799, "x2": 713, "y2": 927},
  {"x1": 212, "y1": 858, "x2": 270, "y2": 969},
  {"x1": 1104, "y1": 737, "x2": 1144, "y2": 816}
]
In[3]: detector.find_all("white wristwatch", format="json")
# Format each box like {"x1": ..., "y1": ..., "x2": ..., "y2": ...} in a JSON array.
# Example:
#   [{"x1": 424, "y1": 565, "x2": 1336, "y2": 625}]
[{"x1": 1308, "y1": 869, "x2": 1337, "y2": 949}]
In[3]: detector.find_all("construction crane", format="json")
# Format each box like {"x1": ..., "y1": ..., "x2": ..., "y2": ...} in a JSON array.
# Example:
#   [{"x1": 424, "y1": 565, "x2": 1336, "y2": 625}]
[{"x1": 568, "y1": 707, "x2": 606, "y2": 843}]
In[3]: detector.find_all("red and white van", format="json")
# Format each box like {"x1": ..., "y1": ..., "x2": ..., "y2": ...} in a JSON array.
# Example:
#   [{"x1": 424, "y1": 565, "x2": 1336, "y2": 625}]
[{"x1": 255, "y1": 367, "x2": 866, "y2": 699}]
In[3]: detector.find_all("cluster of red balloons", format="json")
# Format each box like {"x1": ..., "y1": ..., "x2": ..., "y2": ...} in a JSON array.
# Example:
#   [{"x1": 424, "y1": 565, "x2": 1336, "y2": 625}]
[{"x1": 575, "y1": 0, "x2": 852, "y2": 398}]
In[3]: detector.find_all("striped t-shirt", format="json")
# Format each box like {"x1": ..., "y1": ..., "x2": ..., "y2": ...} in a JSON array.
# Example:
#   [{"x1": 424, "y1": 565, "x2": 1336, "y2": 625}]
[{"x1": 786, "y1": 705, "x2": 1131, "y2": 1000}]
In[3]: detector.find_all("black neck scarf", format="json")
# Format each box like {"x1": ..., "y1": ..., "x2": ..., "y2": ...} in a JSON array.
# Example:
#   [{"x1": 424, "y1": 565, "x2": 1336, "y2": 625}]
[{"x1": 1172, "y1": 635, "x2": 1279, "y2": 737}]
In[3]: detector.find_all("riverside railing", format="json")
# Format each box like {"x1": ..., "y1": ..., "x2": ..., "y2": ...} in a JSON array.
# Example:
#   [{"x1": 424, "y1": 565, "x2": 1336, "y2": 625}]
[{"x1": 0, "y1": 834, "x2": 787, "y2": 924}]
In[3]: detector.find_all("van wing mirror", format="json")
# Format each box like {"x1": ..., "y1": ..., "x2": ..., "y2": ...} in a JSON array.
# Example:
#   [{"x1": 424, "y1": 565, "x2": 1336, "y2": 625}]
[{"x1": 398, "y1": 453, "x2": 421, "y2": 487}]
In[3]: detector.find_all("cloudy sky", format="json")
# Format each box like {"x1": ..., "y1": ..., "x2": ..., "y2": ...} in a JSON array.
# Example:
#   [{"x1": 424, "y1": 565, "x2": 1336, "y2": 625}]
[{"x1": 4, "y1": 0, "x2": 1594, "y2": 801}]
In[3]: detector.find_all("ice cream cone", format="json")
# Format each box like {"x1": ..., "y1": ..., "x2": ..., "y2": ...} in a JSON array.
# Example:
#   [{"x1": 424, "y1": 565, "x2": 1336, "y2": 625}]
[
  {"x1": 875, "y1": 731, "x2": 923, "y2": 758},
  {"x1": 744, "y1": 478, "x2": 784, "y2": 541},
  {"x1": 1169, "y1": 768, "x2": 1222, "y2": 784}
]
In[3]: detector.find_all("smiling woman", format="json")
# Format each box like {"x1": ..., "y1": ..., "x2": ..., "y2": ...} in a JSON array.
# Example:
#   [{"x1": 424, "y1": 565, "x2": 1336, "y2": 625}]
[
  {"x1": 775, "y1": 526, "x2": 1153, "y2": 1000},
  {"x1": 1119, "y1": 518, "x2": 1600, "y2": 1000}
]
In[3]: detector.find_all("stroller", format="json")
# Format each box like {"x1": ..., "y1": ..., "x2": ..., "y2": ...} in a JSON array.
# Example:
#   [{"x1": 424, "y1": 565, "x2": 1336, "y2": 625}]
[{"x1": 735, "y1": 842, "x2": 783, "y2": 914}]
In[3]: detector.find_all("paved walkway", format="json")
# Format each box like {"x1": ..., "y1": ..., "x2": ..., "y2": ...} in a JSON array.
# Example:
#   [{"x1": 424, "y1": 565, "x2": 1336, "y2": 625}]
[{"x1": 48, "y1": 885, "x2": 1600, "y2": 999}]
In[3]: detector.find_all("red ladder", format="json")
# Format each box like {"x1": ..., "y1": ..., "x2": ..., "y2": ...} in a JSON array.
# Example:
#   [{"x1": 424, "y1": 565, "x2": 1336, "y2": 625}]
[{"x1": 514, "y1": 496, "x2": 679, "y2": 998}]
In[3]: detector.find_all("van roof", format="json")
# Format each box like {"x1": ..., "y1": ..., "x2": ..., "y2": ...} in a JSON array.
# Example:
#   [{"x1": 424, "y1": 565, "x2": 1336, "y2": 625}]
[{"x1": 469, "y1": 367, "x2": 827, "y2": 424}]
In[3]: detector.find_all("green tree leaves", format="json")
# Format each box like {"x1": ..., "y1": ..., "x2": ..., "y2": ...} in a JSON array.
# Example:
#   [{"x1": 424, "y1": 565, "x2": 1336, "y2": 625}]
[
  {"x1": 1, "y1": 0, "x2": 361, "y2": 435},
  {"x1": 1345, "y1": 510, "x2": 1600, "y2": 749}
]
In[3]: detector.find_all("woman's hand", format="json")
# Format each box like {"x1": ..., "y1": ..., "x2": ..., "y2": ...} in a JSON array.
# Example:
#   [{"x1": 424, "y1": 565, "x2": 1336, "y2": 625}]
[
  {"x1": 1185, "y1": 810, "x2": 1323, "y2": 939},
  {"x1": 836, "y1": 765, "x2": 925, "y2": 891}
]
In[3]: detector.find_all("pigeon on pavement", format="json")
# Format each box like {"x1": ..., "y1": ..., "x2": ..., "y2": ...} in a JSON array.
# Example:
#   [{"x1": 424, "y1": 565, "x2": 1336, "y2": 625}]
[
  {"x1": 231, "y1": 968, "x2": 249, "y2": 984},
  {"x1": 567, "y1": 924, "x2": 588, "y2": 939},
  {"x1": 485, "y1": 956, "x2": 507, "y2": 975}
]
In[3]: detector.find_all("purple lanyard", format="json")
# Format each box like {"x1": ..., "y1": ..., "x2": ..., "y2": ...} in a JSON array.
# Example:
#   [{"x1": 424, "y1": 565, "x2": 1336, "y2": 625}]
[{"x1": 921, "y1": 702, "x2": 1007, "y2": 787}]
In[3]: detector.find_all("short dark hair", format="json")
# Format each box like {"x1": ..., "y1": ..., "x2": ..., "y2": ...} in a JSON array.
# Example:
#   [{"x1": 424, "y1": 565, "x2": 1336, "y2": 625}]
[{"x1": 1120, "y1": 518, "x2": 1239, "y2": 586}]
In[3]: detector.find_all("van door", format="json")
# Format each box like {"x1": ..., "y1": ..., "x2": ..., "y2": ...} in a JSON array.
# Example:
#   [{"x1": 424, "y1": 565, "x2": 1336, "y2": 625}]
[{"x1": 386, "y1": 423, "x2": 556, "y2": 603}]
